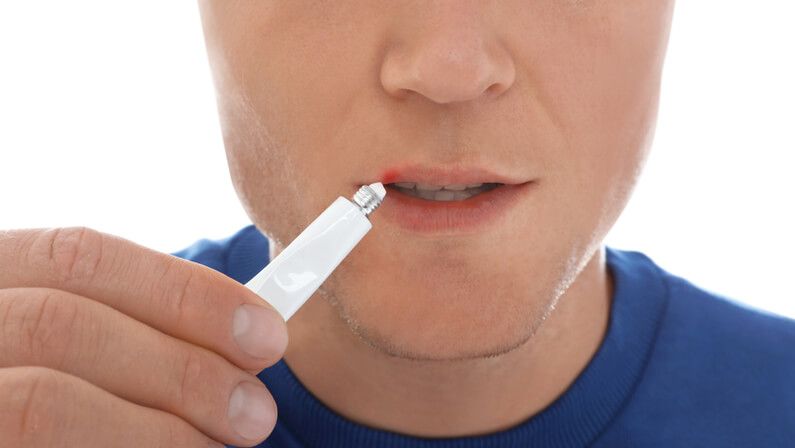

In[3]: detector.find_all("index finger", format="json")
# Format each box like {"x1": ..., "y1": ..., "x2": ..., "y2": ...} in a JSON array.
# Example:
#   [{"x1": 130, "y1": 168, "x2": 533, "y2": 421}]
[{"x1": 0, "y1": 227, "x2": 287, "y2": 371}]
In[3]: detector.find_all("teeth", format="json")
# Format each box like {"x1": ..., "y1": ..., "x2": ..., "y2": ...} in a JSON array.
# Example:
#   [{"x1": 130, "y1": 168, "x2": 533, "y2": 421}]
[
  {"x1": 415, "y1": 183, "x2": 442, "y2": 191},
  {"x1": 389, "y1": 182, "x2": 502, "y2": 201},
  {"x1": 391, "y1": 182, "x2": 484, "y2": 191},
  {"x1": 434, "y1": 190, "x2": 456, "y2": 201},
  {"x1": 442, "y1": 184, "x2": 467, "y2": 191}
]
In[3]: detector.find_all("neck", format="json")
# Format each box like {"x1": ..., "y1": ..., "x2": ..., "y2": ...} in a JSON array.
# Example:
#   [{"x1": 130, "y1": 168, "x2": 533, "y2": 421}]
[{"x1": 283, "y1": 246, "x2": 612, "y2": 437}]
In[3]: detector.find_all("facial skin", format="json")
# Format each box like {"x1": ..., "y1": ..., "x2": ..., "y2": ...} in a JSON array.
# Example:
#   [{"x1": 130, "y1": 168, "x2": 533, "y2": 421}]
[{"x1": 198, "y1": 0, "x2": 674, "y2": 437}]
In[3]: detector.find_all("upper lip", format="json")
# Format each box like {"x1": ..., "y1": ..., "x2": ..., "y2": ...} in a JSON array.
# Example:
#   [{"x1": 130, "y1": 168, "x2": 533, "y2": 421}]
[{"x1": 376, "y1": 164, "x2": 530, "y2": 186}]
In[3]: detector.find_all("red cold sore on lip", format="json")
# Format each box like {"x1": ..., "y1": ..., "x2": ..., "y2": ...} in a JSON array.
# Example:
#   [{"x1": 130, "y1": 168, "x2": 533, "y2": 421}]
[{"x1": 380, "y1": 168, "x2": 401, "y2": 185}]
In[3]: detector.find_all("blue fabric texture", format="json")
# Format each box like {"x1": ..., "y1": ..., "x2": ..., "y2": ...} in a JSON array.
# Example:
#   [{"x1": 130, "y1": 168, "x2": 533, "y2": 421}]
[{"x1": 175, "y1": 225, "x2": 795, "y2": 447}]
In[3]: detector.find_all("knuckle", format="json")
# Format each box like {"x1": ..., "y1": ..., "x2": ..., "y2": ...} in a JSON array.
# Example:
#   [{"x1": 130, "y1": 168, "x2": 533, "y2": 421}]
[
  {"x1": 167, "y1": 347, "x2": 233, "y2": 422},
  {"x1": 40, "y1": 226, "x2": 104, "y2": 283},
  {"x1": 157, "y1": 258, "x2": 205, "y2": 327},
  {"x1": 155, "y1": 411, "x2": 206, "y2": 448},
  {"x1": 175, "y1": 349, "x2": 207, "y2": 411},
  {"x1": 166, "y1": 349, "x2": 243, "y2": 445},
  {"x1": 0, "y1": 367, "x2": 66, "y2": 446},
  {"x1": 0, "y1": 289, "x2": 80, "y2": 369}
]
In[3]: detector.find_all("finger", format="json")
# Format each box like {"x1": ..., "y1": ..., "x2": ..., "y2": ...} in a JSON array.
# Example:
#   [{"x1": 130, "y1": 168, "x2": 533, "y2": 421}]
[
  {"x1": 0, "y1": 366, "x2": 227, "y2": 448},
  {"x1": 0, "y1": 227, "x2": 287, "y2": 371},
  {"x1": 0, "y1": 287, "x2": 278, "y2": 446}
]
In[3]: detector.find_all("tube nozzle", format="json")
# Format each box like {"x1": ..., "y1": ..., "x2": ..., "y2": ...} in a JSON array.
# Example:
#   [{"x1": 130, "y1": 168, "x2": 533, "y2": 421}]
[{"x1": 352, "y1": 182, "x2": 386, "y2": 217}]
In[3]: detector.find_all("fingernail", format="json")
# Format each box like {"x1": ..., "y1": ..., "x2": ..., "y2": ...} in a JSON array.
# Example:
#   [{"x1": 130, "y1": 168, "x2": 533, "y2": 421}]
[
  {"x1": 228, "y1": 382, "x2": 277, "y2": 441},
  {"x1": 233, "y1": 304, "x2": 288, "y2": 359}
]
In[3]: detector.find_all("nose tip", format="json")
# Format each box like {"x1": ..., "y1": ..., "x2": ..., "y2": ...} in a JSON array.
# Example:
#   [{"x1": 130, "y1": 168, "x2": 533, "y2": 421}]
[{"x1": 380, "y1": 21, "x2": 515, "y2": 105}]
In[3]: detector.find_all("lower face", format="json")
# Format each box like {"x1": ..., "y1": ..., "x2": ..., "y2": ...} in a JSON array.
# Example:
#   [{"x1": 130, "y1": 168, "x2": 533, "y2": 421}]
[{"x1": 197, "y1": 0, "x2": 674, "y2": 360}]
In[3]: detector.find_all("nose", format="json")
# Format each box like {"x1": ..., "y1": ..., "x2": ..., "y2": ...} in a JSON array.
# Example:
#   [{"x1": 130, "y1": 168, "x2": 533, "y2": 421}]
[{"x1": 380, "y1": 4, "x2": 516, "y2": 105}]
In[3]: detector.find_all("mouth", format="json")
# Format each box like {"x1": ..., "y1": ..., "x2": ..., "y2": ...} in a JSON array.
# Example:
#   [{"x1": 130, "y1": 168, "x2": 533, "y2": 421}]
[
  {"x1": 387, "y1": 182, "x2": 504, "y2": 202},
  {"x1": 370, "y1": 166, "x2": 534, "y2": 236}
]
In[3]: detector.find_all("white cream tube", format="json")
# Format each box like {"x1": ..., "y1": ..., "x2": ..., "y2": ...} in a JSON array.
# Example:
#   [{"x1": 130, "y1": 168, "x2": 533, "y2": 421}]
[{"x1": 245, "y1": 183, "x2": 386, "y2": 321}]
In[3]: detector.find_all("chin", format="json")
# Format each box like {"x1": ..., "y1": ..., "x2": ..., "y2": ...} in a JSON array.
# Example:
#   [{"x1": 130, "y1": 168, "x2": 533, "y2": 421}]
[
  {"x1": 311, "y1": 221, "x2": 598, "y2": 361},
  {"x1": 317, "y1": 263, "x2": 563, "y2": 362}
]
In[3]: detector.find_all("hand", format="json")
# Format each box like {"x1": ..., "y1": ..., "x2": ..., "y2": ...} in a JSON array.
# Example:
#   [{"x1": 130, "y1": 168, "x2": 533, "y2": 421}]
[{"x1": 0, "y1": 227, "x2": 288, "y2": 447}]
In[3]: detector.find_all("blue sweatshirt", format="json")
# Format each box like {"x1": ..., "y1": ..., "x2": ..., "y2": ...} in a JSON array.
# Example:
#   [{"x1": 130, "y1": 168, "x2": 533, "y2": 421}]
[{"x1": 175, "y1": 226, "x2": 795, "y2": 447}]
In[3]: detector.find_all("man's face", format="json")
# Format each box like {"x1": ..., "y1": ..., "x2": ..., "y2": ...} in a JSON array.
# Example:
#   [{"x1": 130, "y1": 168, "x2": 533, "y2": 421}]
[{"x1": 197, "y1": 0, "x2": 674, "y2": 360}]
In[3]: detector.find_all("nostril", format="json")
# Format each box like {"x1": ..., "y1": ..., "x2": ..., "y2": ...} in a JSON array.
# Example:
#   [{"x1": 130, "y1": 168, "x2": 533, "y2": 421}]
[{"x1": 379, "y1": 29, "x2": 516, "y2": 105}]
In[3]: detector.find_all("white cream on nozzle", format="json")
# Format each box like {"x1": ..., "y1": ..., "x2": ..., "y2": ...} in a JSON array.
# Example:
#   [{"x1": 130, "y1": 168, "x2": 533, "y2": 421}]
[
  {"x1": 245, "y1": 183, "x2": 386, "y2": 321},
  {"x1": 369, "y1": 182, "x2": 386, "y2": 202}
]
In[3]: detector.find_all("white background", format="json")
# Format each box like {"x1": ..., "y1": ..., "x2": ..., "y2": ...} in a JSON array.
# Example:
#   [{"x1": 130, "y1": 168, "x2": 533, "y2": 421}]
[{"x1": 1, "y1": 3, "x2": 793, "y2": 317}]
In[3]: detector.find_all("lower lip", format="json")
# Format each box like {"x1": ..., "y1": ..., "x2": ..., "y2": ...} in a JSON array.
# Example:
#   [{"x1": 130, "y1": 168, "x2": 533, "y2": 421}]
[{"x1": 377, "y1": 182, "x2": 534, "y2": 236}]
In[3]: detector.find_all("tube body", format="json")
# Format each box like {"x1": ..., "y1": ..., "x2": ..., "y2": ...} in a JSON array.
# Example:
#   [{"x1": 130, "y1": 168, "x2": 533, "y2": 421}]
[{"x1": 245, "y1": 197, "x2": 372, "y2": 321}]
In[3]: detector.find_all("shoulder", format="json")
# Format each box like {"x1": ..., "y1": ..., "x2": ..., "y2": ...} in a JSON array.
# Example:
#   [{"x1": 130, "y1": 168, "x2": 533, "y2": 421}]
[
  {"x1": 599, "y1": 250, "x2": 795, "y2": 446},
  {"x1": 172, "y1": 225, "x2": 270, "y2": 283},
  {"x1": 657, "y1": 272, "x2": 795, "y2": 388}
]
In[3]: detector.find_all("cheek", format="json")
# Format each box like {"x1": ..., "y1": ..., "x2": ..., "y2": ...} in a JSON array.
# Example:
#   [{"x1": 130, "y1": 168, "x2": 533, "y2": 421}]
[
  {"x1": 537, "y1": 1, "x2": 670, "y2": 236},
  {"x1": 218, "y1": 34, "x2": 378, "y2": 242},
  {"x1": 204, "y1": 2, "x2": 367, "y2": 239},
  {"x1": 217, "y1": 87, "x2": 308, "y2": 247}
]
